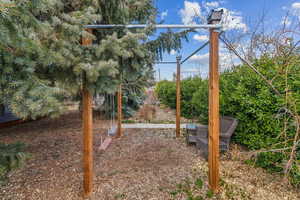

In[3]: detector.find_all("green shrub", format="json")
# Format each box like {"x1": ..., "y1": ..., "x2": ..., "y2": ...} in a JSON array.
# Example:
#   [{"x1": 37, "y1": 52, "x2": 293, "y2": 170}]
[
  {"x1": 290, "y1": 164, "x2": 300, "y2": 187},
  {"x1": 155, "y1": 80, "x2": 176, "y2": 109},
  {"x1": 0, "y1": 142, "x2": 30, "y2": 185},
  {"x1": 191, "y1": 80, "x2": 209, "y2": 123},
  {"x1": 155, "y1": 55, "x2": 300, "y2": 186},
  {"x1": 181, "y1": 78, "x2": 203, "y2": 119},
  {"x1": 155, "y1": 78, "x2": 204, "y2": 119},
  {"x1": 255, "y1": 152, "x2": 285, "y2": 173},
  {"x1": 219, "y1": 64, "x2": 282, "y2": 150},
  {"x1": 155, "y1": 56, "x2": 296, "y2": 150}
]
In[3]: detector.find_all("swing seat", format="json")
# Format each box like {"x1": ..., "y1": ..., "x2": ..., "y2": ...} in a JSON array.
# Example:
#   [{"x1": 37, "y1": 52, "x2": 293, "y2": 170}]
[
  {"x1": 99, "y1": 137, "x2": 112, "y2": 151},
  {"x1": 108, "y1": 125, "x2": 117, "y2": 136}
]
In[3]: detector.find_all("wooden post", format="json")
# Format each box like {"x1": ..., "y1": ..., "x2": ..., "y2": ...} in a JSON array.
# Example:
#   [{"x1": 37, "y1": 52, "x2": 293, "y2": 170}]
[
  {"x1": 117, "y1": 84, "x2": 122, "y2": 137},
  {"x1": 82, "y1": 29, "x2": 93, "y2": 198},
  {"x1": 208, "y1": 28, "x2": 220, "y2": 192},
  {"x1": 176, "y1": 55, "x2": 182, "y2": 138}
]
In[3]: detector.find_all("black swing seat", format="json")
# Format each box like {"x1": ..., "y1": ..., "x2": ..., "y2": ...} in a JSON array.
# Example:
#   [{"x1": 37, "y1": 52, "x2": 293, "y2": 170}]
[{"x1": 186, "y1": 116, "x2": 238, "y2": 156}]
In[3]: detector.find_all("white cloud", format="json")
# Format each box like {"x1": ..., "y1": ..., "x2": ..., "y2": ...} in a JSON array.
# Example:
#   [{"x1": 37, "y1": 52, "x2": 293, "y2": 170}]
[
  {"x1": 179, "y1": 1, "x2": 201, "y2": 24},
  {"x1": 292, "y1": 2, "x2": 300, "y2": 9},
  {"x1": 190, "y1": 53, "x2": 209, "y2": 64},
  {"x1": 291, "y1": 2, "x2": 300, "y2": 19},
  {"x1": 177, "y1": 2, "x2": 246, "y2": 72},
  {"x1": 219, "y1": 8, "x2": 247, "y2": 32},
  {"x1": 193, "y1": 34, "x2": 209, "y2": 42},
  {"x1": 189, "y1": 47, "x2": 241, "y2": 71},
  {"x1": 280, "y1": 2, "x2": 300, "y2": 23},
  {"x1": 205, "y1": 1, "x2": 219, "y2": 8},
  {"x1": 161, "y1": 10, "x2": 168, "y2": 20},
  {"x1": 179, "y1": 1, "x2": 247, "y2": 32},
  {"x1": 170, "y1": 49, "x2": 176, "y2": 55}
]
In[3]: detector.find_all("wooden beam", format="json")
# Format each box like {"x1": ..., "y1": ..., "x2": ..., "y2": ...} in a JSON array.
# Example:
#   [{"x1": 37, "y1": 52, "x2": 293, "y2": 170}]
[
  {"x1": 176, "y1": 56, "x2": 181, "y2": 138},
  {"x1": 208, "y1": 29, "x2": 220, "y2": 192},
  {"x1": 82, "y1": 29, "x2": 93, "y2": 198},
  {"x1": 117, "y1": 84, "x2": 122, "y2": 138}
]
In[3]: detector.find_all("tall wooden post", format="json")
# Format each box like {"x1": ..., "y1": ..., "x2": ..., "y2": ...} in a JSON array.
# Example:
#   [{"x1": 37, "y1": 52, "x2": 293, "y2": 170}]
[
  {"x1": 176, "y1": 55, "x2": 182, "y2": 138},
  {"x1": 208, "y1": 28, "x2": 220, "y2": 192},
  {"x1": 117, "y1": 84, "x2": 122, "y2": 137},
  {"x1": 82, "y1": 29, "x2": 93, "y2": 198}
]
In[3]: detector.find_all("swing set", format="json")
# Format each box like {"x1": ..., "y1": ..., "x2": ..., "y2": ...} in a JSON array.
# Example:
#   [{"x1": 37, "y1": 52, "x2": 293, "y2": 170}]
[
  {"x1": 80, "y1": 8, "x2": 283, "y2": 198},
  {"x1": 81, "y1": 9, "x2": 231, "y2": 198}
]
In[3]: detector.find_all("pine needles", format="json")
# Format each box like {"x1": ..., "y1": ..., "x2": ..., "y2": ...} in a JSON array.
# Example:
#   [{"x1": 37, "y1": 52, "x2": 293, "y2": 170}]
[{"x1": 0, "y1": 142, "x2": 30, "y2": 185}]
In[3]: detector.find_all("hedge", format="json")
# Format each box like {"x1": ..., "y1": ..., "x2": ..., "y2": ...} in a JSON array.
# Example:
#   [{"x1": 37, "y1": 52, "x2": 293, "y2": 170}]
[{"x1": 155, "y1": 56, "x2": 300, "y2": 186}]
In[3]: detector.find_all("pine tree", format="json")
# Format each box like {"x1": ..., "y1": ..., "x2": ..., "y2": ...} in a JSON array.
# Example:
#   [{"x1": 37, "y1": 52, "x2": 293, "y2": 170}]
[{"x1": 0, "y1": 0, "x2": 191, "y2": 119}]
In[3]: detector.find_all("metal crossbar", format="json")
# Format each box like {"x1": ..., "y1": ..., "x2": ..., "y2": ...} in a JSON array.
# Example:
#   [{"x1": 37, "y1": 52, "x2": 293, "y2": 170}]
[
  {"x1": 155, "y1": 61, "x2": 177, "y2": 64},
  {"x1": 84, "y1": 24, "x2": 222, "y2": 29},
  {"x1": 181, "y1": 41, "x2": 209, "y2": 64}
]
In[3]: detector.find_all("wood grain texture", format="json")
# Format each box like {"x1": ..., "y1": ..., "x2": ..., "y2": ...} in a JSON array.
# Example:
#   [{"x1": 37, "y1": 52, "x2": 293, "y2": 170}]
[
  {"x1": 176, "y1": 57, "x2": 181, "y2": 138},
  {"x1": 208, "y1": 29, "x2": 220, "y2": 192},
  {"x1": 117, "y1": 84, "x2": 122, "y2": 138},
  {"x1": 82, "y1": 28, "x2": 93, "y2": 198}
]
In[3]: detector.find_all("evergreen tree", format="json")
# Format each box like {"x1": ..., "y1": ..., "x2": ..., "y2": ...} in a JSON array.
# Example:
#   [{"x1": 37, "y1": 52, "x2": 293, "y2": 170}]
[{"x1": 0, "y1": 0, "x2": 191, "y2": 119}]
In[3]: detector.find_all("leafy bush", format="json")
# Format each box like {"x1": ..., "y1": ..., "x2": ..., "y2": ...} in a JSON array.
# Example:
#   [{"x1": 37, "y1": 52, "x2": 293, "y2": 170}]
[
  {"x1": 290, "y1": 164, "x2": 300, "y2": 187},
  {"x1": 155, "y1": 78, "x2": 203, "y2": 119},
  {"x1": 155, "y1": 55, "x2": 300, "y2": 186},
  {"x1": 155, "y1": 80, "x2": 176, "y2": 109},
  {"x1": 191, "y1": 80, "x2": 209, "y2": 123},
  {"x1": 254, "y1": 152, "x2": 285, "y2": 173},
  {"x1": 0, "y1": 142, "x2": 30, "y2": 185},
  {"x1": 219, "y1": 65, "x2": 282, "y2": 150},
  {"x1": 181, "y1": 78, "x2": 203, "y2": 119},
  {"x1": 155, "y1": 56, "x2": 298, "y2": 150}
]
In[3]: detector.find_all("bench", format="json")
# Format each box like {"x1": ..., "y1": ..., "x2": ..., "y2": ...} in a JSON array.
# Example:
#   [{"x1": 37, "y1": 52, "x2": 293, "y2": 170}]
[{"x1": 186, "y1": 116, "x2": 238, "y2": 157}]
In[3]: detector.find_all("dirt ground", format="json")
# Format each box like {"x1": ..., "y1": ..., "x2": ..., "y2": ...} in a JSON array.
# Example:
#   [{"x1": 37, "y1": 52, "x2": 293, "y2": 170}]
[{"x1": 0, "y1": 110, "x2": 299, "y2": 200}]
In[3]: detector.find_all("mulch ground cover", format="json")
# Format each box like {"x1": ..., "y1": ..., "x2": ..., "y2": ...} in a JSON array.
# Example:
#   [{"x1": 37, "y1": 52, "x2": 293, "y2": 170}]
[{"x1": 0, "y1": 110, "x2": 299, "y2": 200}]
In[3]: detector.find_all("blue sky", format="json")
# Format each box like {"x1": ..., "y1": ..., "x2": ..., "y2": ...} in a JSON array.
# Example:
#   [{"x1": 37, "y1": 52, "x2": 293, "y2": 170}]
[{"x1": 153, "y1": 0, "x2": 300, "y2": 80}]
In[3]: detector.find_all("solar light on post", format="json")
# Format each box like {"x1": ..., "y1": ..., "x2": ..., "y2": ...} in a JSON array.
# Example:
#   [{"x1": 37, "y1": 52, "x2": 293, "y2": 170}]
[{"x1": 207, "y1": 9, "x2": 224, "y2": 25}]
